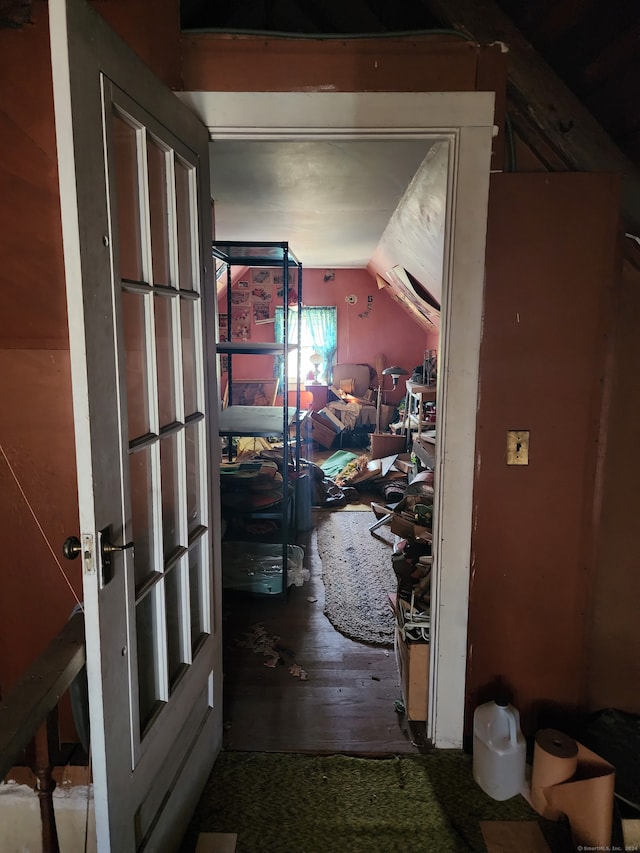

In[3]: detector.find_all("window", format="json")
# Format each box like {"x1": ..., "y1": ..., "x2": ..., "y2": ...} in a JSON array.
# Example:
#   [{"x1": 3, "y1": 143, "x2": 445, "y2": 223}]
[{"x1": 274, "y1": 306, "x2": 337, "y2": 385}]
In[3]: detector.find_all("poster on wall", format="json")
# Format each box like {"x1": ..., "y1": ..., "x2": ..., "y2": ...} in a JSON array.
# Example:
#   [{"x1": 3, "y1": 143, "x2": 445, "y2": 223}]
[
  {"x1": 272, "y1": 269, "x2": 296, "y2": 286},
  {"x1": 231, "y1": 289, "x2": 250, "y2": 306},
  {"x1": 251, "y1": 268, "x2": 271, "y2": 285},
  {"x1": 251, "y1": 284, "x2": 272, "y2": 303},
  {"x1": 253, "y1": 301, "x2": 270, "y2": 322},
  {"x1": 276, "y1": 284, "x2": 297, "y2": 306},
  {"x1": 219, "y1": 313, "x2": 229, "y2": 340},
  {"x1": 231, "y1": 306, "x2": 251, "y2": 341}
]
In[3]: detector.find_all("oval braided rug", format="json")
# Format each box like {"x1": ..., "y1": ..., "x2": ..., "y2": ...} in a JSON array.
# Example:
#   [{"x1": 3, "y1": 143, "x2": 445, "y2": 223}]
[{"x1": 315, "y1": 509, "x2": 397, "y2": 646}]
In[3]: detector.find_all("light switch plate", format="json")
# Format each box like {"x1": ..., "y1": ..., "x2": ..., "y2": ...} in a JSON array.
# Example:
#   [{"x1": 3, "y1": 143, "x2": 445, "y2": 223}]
[{"x1": 506, "y1": 430, "x2": 530, "y2": 465}]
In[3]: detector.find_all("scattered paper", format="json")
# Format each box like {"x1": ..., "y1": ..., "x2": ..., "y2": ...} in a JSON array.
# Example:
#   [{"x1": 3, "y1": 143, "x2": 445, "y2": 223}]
[{"x1": 235, "y1": 622, "x2": 309, "y2": 680}]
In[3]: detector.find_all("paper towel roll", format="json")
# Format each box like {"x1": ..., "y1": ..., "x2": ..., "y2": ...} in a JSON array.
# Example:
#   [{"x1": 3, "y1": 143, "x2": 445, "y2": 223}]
[
  {"x1": 531, "y1": 729, "x2": 579, "y2": 818},
  {"x1": 530, "y1": 727, "x2": 615, "y2": 849}
]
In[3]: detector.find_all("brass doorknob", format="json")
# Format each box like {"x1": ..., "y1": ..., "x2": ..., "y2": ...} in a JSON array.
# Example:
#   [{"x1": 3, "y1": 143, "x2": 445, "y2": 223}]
[
  {"x1": 63, "y1": 535, "x2": 134, "y2": 560},
  {"x1": 101, "y1": 538, "x2": 134, "y2": 556}
]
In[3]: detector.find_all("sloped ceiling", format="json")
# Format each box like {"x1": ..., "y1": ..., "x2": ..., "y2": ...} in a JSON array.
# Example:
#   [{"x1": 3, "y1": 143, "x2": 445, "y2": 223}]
[{"x1": 209, "y1": 138, "x2": 436, "y2": 270}]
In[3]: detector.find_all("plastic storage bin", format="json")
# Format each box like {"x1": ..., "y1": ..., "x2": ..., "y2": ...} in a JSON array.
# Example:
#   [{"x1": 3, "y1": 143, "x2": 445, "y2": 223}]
[{"x1": 473, "y1": 699, "x2": 526, "y2": 800}]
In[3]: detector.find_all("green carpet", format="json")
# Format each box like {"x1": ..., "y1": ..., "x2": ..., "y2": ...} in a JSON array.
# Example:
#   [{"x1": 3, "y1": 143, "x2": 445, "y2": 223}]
[{"x1": 193, "y1": 751, "x2": 570, "y2": 853}]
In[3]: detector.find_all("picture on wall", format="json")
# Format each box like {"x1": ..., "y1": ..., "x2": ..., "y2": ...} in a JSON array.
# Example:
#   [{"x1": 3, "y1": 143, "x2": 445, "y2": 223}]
[
  {"x1": 251, "y1": 284, "x2": 272, "y2": 302},
  {"x1": 231, "y1": 322, "x2": 250, "y2": 341},
  {"x1": 223, "y1": 378, "x2": 280, "y2": 408},
  {"x1": 276, "y1": 285, "x2": 297, "y2": 305},
  {"x1": 272, "y1": 269, "x2": 296, "y2": 286},
  {"x1": 231, "y1": 289, "x2": 250, "y2": 305},
  {"x1": 253, "y1": 301, "x2": 270, "y2": 322},
  {"x1": 251, "y1": 269, "x2": 271, "y2": 285},
  {"x1": 219, "y1": 313, "x2": 229, "y2": 340},
  {"x1": 231, "y1": 306, "x2": 251, "y2": 341}
]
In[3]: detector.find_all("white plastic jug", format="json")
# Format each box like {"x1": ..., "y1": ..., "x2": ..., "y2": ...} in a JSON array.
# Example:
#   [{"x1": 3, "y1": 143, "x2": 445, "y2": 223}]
[{"x1": 473, "y1": 699, "x2": 526, "y2": 800}]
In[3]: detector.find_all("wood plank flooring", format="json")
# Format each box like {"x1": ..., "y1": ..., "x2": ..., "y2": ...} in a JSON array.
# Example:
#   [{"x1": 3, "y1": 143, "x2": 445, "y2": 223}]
[{"x1": 221, "y1": 493, "x2": 428, "y2": 755}]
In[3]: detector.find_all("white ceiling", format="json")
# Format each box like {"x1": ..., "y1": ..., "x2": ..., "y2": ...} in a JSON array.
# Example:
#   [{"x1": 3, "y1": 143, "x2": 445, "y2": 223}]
[{"x1": 209, "y1": 139, "x2": 436, "y2": 269}]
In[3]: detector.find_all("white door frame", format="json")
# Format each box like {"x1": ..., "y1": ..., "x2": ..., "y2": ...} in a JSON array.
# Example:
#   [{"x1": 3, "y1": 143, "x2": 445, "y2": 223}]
[{"x1": 178, "y1": 90, "x2": 494, "y2": 748}]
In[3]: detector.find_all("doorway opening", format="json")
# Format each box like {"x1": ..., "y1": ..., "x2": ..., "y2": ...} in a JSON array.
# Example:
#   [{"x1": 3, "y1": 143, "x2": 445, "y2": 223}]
[{"x1": 177, "y1": 89, "x2": 495, "y2": 747}]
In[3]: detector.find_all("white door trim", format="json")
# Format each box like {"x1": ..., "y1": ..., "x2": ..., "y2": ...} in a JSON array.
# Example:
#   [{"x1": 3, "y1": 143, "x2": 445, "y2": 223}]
[{"x1": 177, "y1": 90, "x2": 494, "y2": 748}]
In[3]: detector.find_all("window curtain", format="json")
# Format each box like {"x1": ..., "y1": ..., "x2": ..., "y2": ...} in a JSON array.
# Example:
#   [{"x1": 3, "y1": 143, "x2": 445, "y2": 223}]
[{"x1": 274, "y1": 306, "x2": 337, "y2": 381}]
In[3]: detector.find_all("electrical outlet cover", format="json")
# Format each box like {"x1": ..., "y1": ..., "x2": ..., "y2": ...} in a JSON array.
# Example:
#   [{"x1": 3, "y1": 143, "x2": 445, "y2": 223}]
[{"x1": 345, "y1": 294, "x2": 357, "y2": 304}]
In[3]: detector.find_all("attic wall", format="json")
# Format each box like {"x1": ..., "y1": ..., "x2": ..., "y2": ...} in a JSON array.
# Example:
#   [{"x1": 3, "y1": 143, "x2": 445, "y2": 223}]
[
  {"x1": 586, "y1": 255, "x2": 640, "y2": 713},
  {"x1": 467, "y1": 171, "x2": 621, "y2": 735},
  {"x1": 0, "y1": 0, "x2": 179, "y2": 700},
  {"x1": 181, "y1": 34, "x2": 508, "y2": 173},
  {"x1": 218, "y1": 268, "x2": 434, "y2": 408},
  {"x1": 0, "y1": 2, "x2": 82, "y2": 696}
]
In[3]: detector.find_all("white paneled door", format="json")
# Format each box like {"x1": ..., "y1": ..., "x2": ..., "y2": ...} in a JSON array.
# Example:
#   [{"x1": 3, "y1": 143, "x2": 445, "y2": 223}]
[{"x1": 49, "y1": 0, "x2": 223, "y2": 850}]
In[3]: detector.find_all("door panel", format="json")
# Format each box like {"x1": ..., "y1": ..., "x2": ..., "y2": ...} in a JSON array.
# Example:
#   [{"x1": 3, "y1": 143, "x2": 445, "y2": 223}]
[{"x1": 49, "y1": 0, "x2": 222, "y2": 849}]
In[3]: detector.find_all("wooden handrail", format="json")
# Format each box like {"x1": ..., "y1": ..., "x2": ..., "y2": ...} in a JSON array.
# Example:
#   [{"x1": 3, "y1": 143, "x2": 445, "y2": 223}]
[{"x1": 0, "y1": 610, "x2": 86, "y2": 782}]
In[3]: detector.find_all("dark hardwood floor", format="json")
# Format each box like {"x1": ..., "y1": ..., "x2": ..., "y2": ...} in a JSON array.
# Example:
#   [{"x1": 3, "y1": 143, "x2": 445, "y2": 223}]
[{"x1": 220, "y1": 443, "x2": 427, "y2": 755}]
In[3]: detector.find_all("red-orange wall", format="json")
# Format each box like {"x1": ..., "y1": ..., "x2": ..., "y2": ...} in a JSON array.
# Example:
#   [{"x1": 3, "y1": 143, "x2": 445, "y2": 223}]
[
  {"x1": 0, "y1": 0, "x2": 180, "y2": 698},
  {"x1": 467, "y1": 172, "x2": 621, "y2": 735},
  {"x1": 587, "y1": 256, "x2": 640, "y2": 713},
  {"x1": 0, "y1": 3, "x2": 81, "y2": 697},
  {"x1": 219, "y1": 268, "x2": 435, "y2": 407}
]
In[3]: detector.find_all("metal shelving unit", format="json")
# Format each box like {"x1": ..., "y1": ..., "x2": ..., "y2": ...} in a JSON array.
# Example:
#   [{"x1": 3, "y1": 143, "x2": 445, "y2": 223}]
[{"x1": 213, "y1": 240, "x2": 303, "y2": 595}]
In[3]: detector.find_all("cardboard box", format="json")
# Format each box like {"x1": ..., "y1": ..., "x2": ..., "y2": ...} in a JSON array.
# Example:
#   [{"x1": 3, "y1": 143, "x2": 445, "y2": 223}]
[
  {"x1": 390, "y1": 515, "x2": 432, "y2": 542},
  {"x1": 310, "y1": 412, "x2": 339, "y2": 449},
  {"x1": 369, "y1": 432, "x2": 406, "y2": 460},
  {"x1": 388, "y1": 594, "x2": 429, "y2": 722},
  {"x1": 389, "y1": 493, "x2": 433, "y2": 542},
  {"x1": 317, "y1": 406, "x2": 345, "y2": 431},
  {"x1": 394, "y1": 626, "x2": 429, "y2": 721}
]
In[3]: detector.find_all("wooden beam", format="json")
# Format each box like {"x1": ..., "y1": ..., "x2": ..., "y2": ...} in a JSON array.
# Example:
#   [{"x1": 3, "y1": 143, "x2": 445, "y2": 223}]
[
  {"x1": 0, "y1": 612, "x2": 86, "y2": 782},
  {"x1": 421, "y1": 0, "x2": 640, "y2": 232}
]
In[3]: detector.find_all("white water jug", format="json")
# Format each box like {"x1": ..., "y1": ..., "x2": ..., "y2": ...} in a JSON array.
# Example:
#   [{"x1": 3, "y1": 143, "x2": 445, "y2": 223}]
[{"x1": 473, "y1": 699, "x2": 526, "y2": 800}]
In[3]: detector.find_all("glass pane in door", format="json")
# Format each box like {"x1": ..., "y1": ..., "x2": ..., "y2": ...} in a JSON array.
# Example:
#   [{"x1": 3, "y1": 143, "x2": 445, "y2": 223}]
[
  {"x1": 185, "y1": 420, "x2": 202, "y2": 532},
  {"x1": 181, "y1": 297, "x2": 199, "y2": 417},
  {"x1": 129, "y1": 446, "x2": 156, "y2": 588},
  {"x1": 112, "y1": 111, "x2": 143, "y2": 283},
  {"x1": 155, "y1": 292, "x2": 177, "y2": 426},
  {"x1": 189, "y1": 538, "x2": 207, "y2": 652},
  {"x1": 136, "y1": 589, "x2": 161, "y2": 731},
  {"x1": 165, "y1": 561, "x2": 185, "y2": 687},
  {"x1": 175, "y1": 159, "x2": 194, "y2": 290},
  {"x1": 122, "y1": 290, "x2": 150, "y2": 438},
  {"x1": 147, "y1": 136, "x2": 171, "y2": 287},
  {"x1": 160, "y1": 432, "x2": 181, "y2": 558}
]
